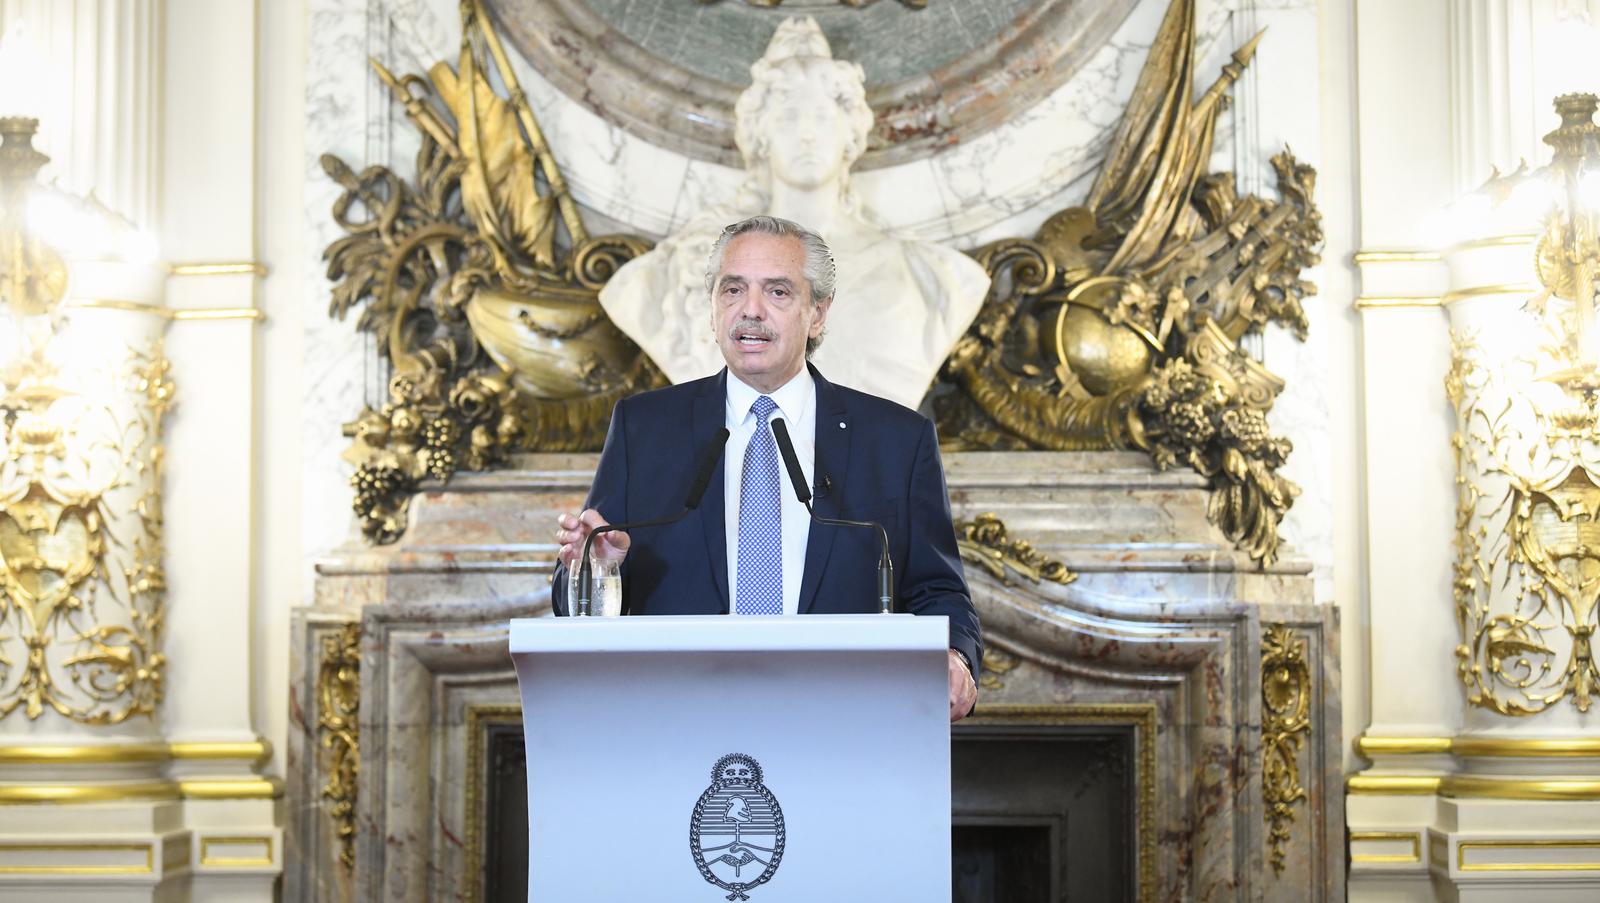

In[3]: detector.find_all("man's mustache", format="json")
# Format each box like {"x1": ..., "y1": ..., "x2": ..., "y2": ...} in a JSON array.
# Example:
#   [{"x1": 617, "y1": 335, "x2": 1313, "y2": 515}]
[{"x1": 729, "y1": 319, "x2": 776, "y2": 341}]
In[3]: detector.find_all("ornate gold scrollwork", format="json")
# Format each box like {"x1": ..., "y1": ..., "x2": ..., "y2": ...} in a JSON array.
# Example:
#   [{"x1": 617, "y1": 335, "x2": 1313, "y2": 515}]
[
  {"x1": 0, "y1": 339, "x2": 172, "y2": 724},
  {"x1": 325, "y1": 0, "x2": 663, "y2": 543},
  {"x1": 1261, "y1": 624, "x2": 1310, "y2": 876},
  {"x1": 955, "y1": 513, "x2": 1075, "y2": 587},
  {"x1": 1449, "y1": 328, "x2": 1600, "y2": 715},
  {"x1": 933, "y1": 0, "x2": 1320, "y2": 566},
  {"x1": 317, "y1": 622, "x2": 361, "y2": 872}
]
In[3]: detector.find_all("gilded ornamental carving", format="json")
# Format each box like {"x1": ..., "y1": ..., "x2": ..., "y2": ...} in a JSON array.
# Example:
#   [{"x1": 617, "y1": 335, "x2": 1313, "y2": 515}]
[{"x1": 324, "y1": 0, "x2": 1319, "y2": 568}]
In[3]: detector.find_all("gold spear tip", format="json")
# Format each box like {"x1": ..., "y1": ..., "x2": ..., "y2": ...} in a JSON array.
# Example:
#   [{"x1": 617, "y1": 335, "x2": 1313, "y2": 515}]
[{"x1": 1233, "y1": 27, "x2": 1267, "y2": 66}]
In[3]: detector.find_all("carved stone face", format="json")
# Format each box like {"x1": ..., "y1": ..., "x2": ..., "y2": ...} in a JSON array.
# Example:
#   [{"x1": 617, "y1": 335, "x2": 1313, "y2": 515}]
[
  {"x1": 760, "y1": 62, "x2": 854, "y2": 191},
  {"x1": 709, "y1": 232, "x2": 831, "y2": 393}
]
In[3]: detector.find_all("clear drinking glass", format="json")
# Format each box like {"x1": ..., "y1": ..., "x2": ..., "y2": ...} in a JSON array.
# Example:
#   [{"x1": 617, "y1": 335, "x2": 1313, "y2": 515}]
[{"x1": 566, "y1": 553, "x2": 622, "y2": 617}]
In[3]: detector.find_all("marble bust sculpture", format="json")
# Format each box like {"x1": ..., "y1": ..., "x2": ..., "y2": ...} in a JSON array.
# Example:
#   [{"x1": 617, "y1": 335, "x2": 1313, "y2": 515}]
[{"x1": 598, "y1": 18, "x2": 991, "y2": 411}]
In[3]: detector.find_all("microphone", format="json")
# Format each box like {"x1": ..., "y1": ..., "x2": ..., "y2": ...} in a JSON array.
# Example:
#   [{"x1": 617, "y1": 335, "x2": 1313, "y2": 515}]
[
  {"x1": 574, "y1": 427, "x2": 731, "y2": 615},
  {"x1": 769, "y1": 418, "x2": 895, "y2": 614}
]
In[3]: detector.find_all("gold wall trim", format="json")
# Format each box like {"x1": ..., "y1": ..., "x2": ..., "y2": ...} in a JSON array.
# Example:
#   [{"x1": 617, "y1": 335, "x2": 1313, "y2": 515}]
[
  {"x1": 1459, "y1": 839, "x2": 1600, "y2": 872},
  {"x1": 1353, "y1": 295, "x2": 1443, "y2": 310},
  {"x1": 66, "y1": 299, "x2": 264, "y2": 320},
  {"x1": 65, "y1": 299, "x2": 265, "y2": 322},
  {"x1": 199, "y1": 835, "x2": 274, "y2": 867},
  {"x1": 1352, "y1": 250, "x2": 1442, "y2": 263},
  {"x1": 464, "y1": 704, "x2": 525, "y2": 903},
  {"x1": 0, "y1": 739, "x2": 271, "y2": 765},
  {"x1": 1443, "y1": 776, "x2": 1600, "y2": 800},
  {"x1": 167, "y1": 261, "x2": 268, "y2": 277},
  {"x1": 0, "y1": 780, "x2": 181, "y2": 804},
  {"x1": 170, "y1": 740, "x2": 274, "y2": 763},
  {"x1": 66, "y1": 298, "x2": 171, "y2": 316},
  {"x1": 1453, "y1": 738, "x2": 1600, "y2": 757},
  {"x1": 1346, "y1": 775, "x2": 1442, "y2": 795},
  {"x1": 171, "y1": 307, "x2": 266, "y2": 322},
  {"x1": 1355, "y1": 736, "x2": 1453, "y2": 757},
  {"x1": 1348, "y1": 773, "x2": 1600, "y2": 799},
  {"x1": 178, "y1": 777, "x2": 284, "y2": 800},
  {"x1": 1440, "y1": 283, "x2": 1539, "y2": 305},
  {"x1": 1357, "y1": 734, "x2": 1600, "y2": 758},
  {"x1": 1446, "y1": 233, "x2": 1540, "y2": 253},
  {"x1": 1349, "y1": 831, "x2": 1423, "y2": 864},
  {"x1": 0, "y1": 777, "x2": 282, "y2": 804},
  {"x1": 0, "y1": 842, "x2": 154, "y2": 874}
]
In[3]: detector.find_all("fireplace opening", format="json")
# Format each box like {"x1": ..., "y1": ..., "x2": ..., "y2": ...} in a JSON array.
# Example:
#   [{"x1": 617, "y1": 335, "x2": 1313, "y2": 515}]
[{"x1": 952, "y1": 724, "x2": 1137, "y2": 902}]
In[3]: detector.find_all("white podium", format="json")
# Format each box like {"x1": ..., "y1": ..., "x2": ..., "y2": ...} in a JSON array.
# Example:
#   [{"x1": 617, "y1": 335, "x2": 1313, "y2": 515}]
[{"x1": 509, "y1": 614, "x2": 952, "y2": 902}]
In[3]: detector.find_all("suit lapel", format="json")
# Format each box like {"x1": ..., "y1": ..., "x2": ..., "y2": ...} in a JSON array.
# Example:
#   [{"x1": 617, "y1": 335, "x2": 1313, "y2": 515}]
[
  {"x1": 696, "y1": 370, "x2": 731, "y2": 613},
  {"x1": 798, "y1": 365, "x2": 851, "y2": 614}
]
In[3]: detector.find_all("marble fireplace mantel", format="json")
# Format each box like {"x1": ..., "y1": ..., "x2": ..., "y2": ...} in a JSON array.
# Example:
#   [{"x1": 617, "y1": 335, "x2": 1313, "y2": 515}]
[{"x1": 288, "y1": 451, "x2": 1342, "y2": 902}]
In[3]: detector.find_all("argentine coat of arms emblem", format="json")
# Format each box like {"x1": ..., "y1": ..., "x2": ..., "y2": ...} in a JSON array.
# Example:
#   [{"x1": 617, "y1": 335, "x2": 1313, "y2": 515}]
[{"x1": 689, "y1": 753, "x2": 786, "y2": 900}]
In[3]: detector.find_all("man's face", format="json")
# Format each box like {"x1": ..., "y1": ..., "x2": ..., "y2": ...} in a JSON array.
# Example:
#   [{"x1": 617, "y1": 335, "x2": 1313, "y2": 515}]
[
  {"x1": 710, "y1": 232, "x2": 830, "y2": 393},
  {"x1": 763, "y1": 64, "x2": 851, "y2": 191}
]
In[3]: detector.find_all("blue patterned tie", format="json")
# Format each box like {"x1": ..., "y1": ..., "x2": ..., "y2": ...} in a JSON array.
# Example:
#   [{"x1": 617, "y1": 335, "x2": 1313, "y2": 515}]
[{"x1": 736, "y1": 396, "x2": 783, "y2": 615}]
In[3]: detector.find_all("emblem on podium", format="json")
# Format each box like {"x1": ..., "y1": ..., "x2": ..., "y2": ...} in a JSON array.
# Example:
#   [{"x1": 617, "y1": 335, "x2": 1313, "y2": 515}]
[{"x1": 689, "y1": 753, "x2": 786, "y2": 900}]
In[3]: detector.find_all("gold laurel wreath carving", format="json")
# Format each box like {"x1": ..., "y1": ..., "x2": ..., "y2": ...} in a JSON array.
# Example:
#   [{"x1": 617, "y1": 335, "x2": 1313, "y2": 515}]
[
  {"x1": 317, "y1": 622, "x2": 362, "y2": 872},
  {"x1": 1261, "y1": 624, "x2": 1311, "y2": 876}
]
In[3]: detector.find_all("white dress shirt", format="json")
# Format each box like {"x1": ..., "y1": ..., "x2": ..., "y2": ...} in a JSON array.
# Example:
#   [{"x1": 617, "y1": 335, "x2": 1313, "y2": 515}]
[{"x1": 724, "y1": 368, "x2": 815, "y2": 616}]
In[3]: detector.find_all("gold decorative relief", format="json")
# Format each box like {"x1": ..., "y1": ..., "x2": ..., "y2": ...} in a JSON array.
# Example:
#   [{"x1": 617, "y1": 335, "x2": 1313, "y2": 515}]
[
  {"x1": 0, "y1": 339, "x2": 172, "y2": 724},
  {"x1": 934, "y1": 0, "x2": 1320, "y2": 565},
  {"x1": 1261, "y1": 624, "x2": 1310, "y2": 876},
  {"x1": 955, "y1": 513, "x2": 1075, "y2": 587},
  {"x1": 1449, "y1": 330, "x2": 1600, "y2": 715},
  {"x1": 324, "y1": 0, "x2": 662, "y2": 543},
  {"x1": 1447, "y1": 96, "x2": 1600, "y2": 716},
  {"x1": 977, "y1": 646, "x2": 1020, "y2": 691},
  {"x1": 317, "y1": 622, "x2": 361, "y2": 871}
]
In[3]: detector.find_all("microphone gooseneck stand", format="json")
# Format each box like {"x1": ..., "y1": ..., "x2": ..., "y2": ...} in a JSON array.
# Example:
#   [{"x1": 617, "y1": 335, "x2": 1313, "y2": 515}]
[
  {"x1": 769, "y1": 418, "x2": 895, "y2": 614},
  {"x1": 574, "y1": 427, "x2": 731, "y2": 616}
]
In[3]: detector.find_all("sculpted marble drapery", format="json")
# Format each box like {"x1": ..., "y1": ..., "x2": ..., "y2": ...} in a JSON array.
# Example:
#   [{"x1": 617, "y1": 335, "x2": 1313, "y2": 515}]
[{"x1": 598, "y1": 17, "x2": 990, "y2": 412}]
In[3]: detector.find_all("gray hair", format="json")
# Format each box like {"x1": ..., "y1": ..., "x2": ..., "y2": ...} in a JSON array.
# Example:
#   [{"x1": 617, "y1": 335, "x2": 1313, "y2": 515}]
[{"x1": 705, "y1": 215, "x2": 836, "y2": 355}]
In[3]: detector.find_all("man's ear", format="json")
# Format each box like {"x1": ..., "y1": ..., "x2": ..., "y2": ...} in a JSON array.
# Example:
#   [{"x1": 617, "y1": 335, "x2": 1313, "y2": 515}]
[{"x1": 810, "y1": 296, "x2": 833, "y2": 337}]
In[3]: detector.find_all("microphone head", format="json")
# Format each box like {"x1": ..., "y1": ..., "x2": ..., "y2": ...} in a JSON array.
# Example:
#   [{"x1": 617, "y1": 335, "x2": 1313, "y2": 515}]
[{"x1": 769, "y1": 418, "x2": 812, "y2": 506}]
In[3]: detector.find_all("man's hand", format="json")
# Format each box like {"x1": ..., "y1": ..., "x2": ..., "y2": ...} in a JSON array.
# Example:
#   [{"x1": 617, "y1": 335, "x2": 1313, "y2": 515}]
[
  {"x1": 948, "y1": 649, "x2": 977, "y2": 723},
  {"x1": 556, "y1": 509, "x2": 630, "y2": 567}
]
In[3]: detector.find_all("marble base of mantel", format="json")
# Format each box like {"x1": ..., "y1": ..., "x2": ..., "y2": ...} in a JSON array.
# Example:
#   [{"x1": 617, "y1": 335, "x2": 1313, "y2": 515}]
[{"x1": 288, "y1": 451, "x2": 1341, "y2": 902}]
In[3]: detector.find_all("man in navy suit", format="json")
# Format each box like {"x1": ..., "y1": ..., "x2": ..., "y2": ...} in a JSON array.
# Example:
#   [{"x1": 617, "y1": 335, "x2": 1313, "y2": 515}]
[{"x1": 554, "y1": 215, "x2": 980, "y2": 721}]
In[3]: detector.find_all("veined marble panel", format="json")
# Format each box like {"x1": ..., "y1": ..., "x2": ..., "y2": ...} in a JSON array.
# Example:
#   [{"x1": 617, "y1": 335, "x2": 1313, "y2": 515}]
[{"x1": 291, "y1": 450, "x2": 1341, "y2": 901}]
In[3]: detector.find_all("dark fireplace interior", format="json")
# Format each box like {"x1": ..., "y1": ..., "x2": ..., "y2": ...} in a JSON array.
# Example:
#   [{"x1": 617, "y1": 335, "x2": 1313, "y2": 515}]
[{"x1": 481, "y1": 722, "x2": 1135, "y2": 902}]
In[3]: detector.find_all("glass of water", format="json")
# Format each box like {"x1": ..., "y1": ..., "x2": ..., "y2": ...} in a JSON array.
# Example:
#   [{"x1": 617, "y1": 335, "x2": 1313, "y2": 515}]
[{"x1": 567, "y1": 553, "x2": 622, "y2": 617}]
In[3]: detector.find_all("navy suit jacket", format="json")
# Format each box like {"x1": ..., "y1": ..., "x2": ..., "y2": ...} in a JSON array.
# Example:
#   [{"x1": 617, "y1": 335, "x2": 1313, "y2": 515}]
[{"x1": 552, "y1": 365, "x2": 982, "y2": 670}]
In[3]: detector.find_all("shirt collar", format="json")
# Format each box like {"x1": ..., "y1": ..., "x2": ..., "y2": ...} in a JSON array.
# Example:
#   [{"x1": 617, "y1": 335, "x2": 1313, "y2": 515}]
[{"x1": 726, "y1": 366, "x2": 814, "y2": 426}]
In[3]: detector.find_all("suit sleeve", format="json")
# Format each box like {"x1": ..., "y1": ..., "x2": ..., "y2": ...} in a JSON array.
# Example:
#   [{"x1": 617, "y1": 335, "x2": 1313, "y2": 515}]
[
  {"x1": 551, "y1": 399, "x2": 631, "y2": 616},
  {"x1": 900, "y1": 418, "x2": 983, "y2": 676}
]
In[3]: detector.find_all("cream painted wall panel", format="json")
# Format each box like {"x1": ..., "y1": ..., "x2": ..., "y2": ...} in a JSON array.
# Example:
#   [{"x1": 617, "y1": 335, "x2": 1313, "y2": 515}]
[
  {"x1": 1354, "y1": 0, "x2": 1456, "y2": 249},
  {"x1": 161, "y1": 0, "x2": 256, "y2": 261},
  {"x1": 160, "y1": 0, "x2": 261, "y2": 751},
  {"x1": 1314, "y1": 0, "x2": 1368, "y2": 769},
  {"x1": 1355, "y1": 308, "x2": 1459, "y2": 736},
  {"x1": 255, "y1": 0, "x2": 307, "y2": 788}
]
